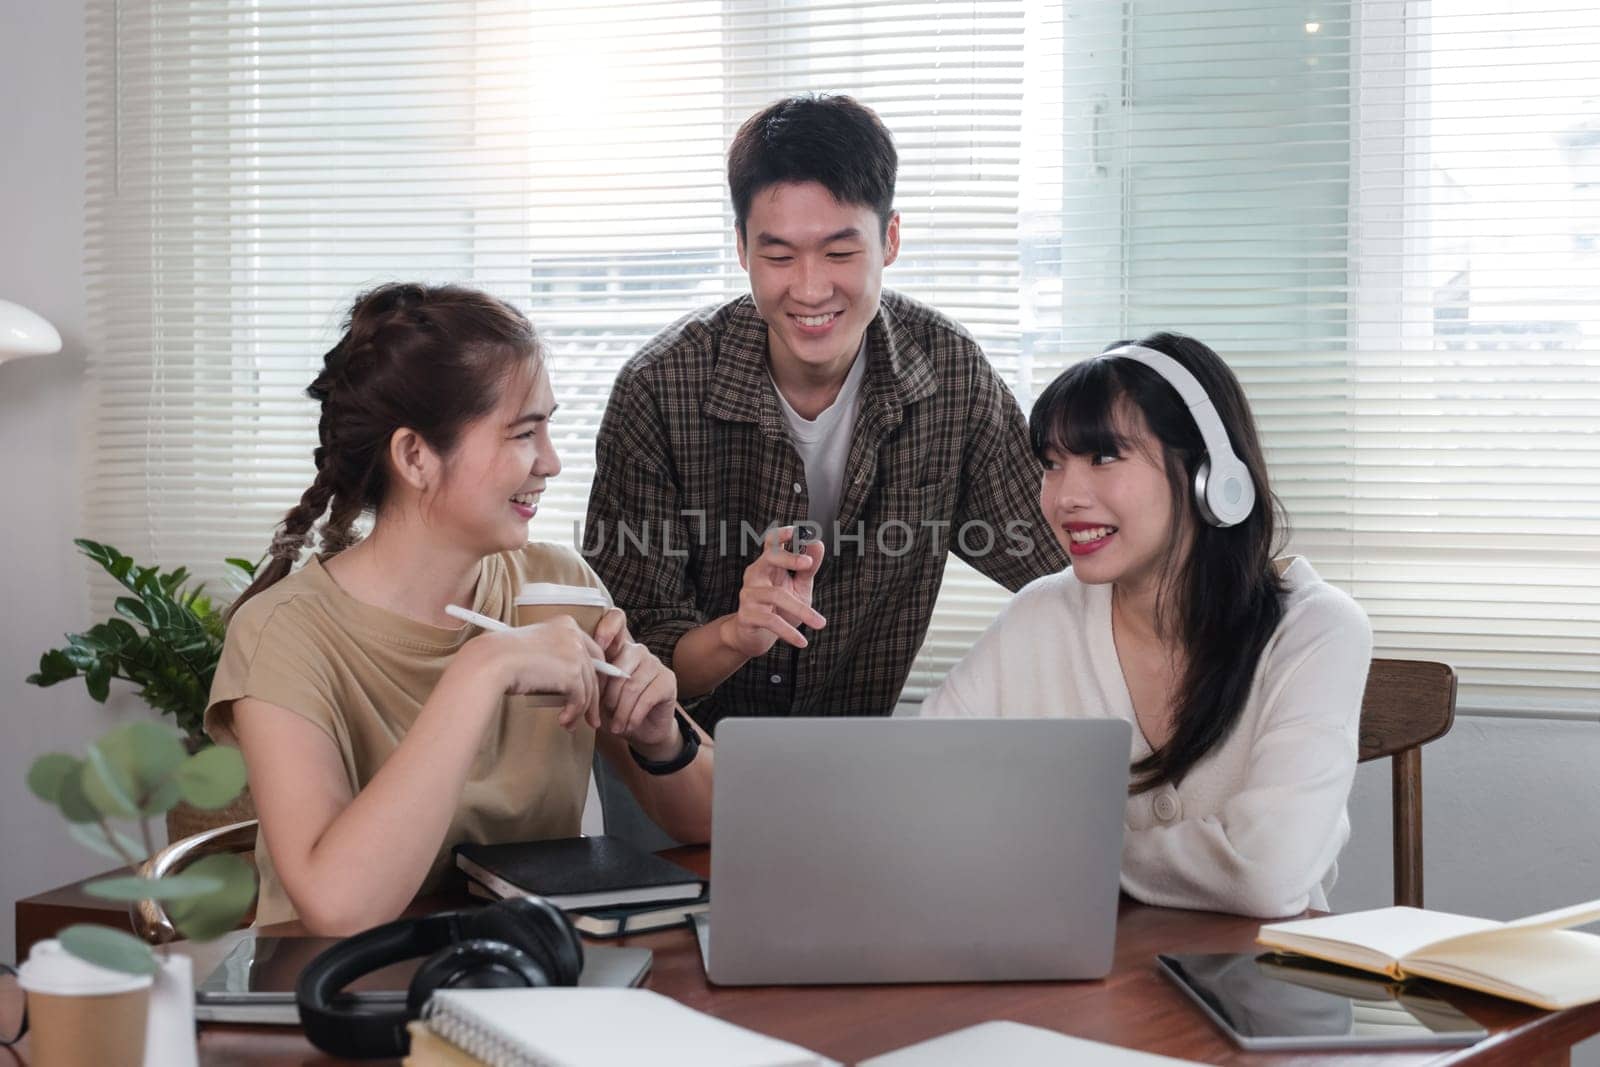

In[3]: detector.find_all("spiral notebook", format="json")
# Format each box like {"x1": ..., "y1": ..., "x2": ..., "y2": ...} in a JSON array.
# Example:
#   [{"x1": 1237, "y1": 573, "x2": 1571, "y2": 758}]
[
  {"x1": 858, "y1": 1022, "x2": 1208, "y2": 1065},
  {"x1": 418, "y1": 988, "x2": 836, "y2": 1067}
]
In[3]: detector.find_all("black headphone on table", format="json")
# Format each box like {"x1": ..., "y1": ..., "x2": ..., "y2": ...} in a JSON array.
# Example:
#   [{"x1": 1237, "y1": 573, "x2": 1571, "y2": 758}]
[{"x1": 295, "y1": 896, "x2": 584, "y2": 1059}]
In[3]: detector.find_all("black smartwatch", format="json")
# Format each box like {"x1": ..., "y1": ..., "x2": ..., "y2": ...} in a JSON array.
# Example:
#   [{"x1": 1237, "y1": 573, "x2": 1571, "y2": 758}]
[{"x1": 628, "y1": 709, "x2": 701, "y2": 775}]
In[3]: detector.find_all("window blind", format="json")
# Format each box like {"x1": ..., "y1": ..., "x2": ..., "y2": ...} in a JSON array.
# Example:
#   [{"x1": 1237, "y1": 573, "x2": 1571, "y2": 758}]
[
  {"x1": 1015, "y1": 0, "x2": 1600, "y2": 718},
  {"x1": 85, "y1": 0, "x2": 1599, "y2": 718},
  {"x1": 84, "y1": 0, "x2": 1028, "y2": 642}
]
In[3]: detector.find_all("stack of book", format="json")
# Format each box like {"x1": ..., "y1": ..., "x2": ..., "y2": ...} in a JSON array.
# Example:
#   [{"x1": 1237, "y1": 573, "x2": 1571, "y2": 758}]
[{"x1": 455, "y1": 835, "x2": 709, "y2": 939}]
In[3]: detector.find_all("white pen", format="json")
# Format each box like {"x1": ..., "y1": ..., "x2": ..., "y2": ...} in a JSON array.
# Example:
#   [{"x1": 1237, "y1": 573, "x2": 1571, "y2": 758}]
[{"x1": 444, "y1": 604, "x2": 631, "y2": 679}]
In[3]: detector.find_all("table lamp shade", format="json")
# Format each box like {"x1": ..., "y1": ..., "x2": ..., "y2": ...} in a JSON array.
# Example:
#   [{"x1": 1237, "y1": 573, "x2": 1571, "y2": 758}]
[{"x1": 0, "y1": 299, "x2": 63, "y2": 360}]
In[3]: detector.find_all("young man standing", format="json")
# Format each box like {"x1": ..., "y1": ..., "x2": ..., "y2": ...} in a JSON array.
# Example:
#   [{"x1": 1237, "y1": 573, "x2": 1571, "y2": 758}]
[{"x1": 586, "y1": 94, "x2": 1068, "y2": 731}]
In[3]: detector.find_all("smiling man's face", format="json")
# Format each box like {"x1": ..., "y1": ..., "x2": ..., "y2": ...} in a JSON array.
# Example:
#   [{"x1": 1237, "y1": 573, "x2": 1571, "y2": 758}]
[{"x1": 738, "y1": 180, "x2": 900, "y2": 383}]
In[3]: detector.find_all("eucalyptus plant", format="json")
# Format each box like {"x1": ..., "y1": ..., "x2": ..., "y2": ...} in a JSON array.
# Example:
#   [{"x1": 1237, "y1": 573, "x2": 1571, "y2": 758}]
[
  {"x1": 26, "y1": 539, "x2": 257, "y2": 747},
  {"x1": 27, "y1": 721, "x2": 257, "y2": 974}
]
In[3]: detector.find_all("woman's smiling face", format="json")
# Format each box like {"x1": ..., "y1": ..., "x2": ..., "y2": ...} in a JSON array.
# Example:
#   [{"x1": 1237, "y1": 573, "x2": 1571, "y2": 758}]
[
  {"x1": 1039, "y1": 400, "x2": 1187, "y2": 595},
  {"x1": 428, "y1": 360, "x2": 562, "y2": 555}
]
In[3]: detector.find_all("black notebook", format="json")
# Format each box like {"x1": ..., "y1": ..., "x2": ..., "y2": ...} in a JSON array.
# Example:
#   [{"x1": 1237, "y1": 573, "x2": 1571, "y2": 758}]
[
  {"x1": 467, "y1": 879, "x2": 710, "y2": 938},
  {"x1": 454, "y1": 835, "x2": 705, "y2": 911}
]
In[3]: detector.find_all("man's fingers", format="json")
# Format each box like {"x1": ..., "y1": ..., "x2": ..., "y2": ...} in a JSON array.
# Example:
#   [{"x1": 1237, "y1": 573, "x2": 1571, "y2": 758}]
[
  {"x1": 737, "y1": 591, "x2": 816, "y2": 646},
  {"x1": 762, "y1": 525, "x2": 793, "y2": 553},
  {"x1": 762, "y1": 588, "x2": 826, "y2": 630},
  {"x1": 762, "y1": 544, "x2": 815, "y2": 573},
  {"x1": 754, "y1": 608, "x2": 808, "y2": 649},
  {"x1": 748, "y1": 588, "x2": 825, "y2": 630},
  {"x1": 751, "y1": 525, "x2": 815, "y2": 576},
  {"x1": 793, "y1": 540, "x2": 826, "y2": 596}
]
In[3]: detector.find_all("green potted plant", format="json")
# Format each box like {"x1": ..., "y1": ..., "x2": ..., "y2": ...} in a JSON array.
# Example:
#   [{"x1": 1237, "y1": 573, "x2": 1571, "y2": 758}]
[
  {"x1": 26, "y1": 539, "x2": 259, "y2": 840},
  {"x1": 24, "y1": 721, "x2": 257, "y2": 1066}
]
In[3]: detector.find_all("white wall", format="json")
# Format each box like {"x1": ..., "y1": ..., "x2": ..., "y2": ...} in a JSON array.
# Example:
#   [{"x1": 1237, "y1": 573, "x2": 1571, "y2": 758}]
[
  {"x1": 0, "y1": 16, "x2": 1596, "y2": 1064},
  {"x1": 0, "y1": 0, "x2": 136, "y2": 968},
  {"x1": 1332, "y1": 716, "x2": 1600, "y2": 919}
]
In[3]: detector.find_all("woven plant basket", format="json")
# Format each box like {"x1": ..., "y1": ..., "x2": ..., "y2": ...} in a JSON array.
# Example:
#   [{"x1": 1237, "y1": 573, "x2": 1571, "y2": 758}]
[{"x1": 164, "y1": 788, "x2": 256, "y2": 844}]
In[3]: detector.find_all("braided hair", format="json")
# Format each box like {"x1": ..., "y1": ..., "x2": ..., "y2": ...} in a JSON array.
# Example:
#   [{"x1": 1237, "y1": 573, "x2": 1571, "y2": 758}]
[{"x1": 228, "y1": 283, "x2": 541, "y2": 619}]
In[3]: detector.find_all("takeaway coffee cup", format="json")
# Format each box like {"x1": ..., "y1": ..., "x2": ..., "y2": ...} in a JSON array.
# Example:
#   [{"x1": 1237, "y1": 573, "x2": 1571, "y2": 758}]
[
  {"x1": 17, "y1": 939, "x2": 151, "y2": 1067},
  {"x1": 512, "y1": 584, "x2": 614, "y2": 708},
  {"x1": 513, "y1": 583, "x2": 610, "y2": 637}
]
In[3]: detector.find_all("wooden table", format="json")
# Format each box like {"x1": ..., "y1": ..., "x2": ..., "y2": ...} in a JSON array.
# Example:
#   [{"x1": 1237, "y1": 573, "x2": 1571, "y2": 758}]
[{"x1": 16, "y1": 850, "x2": 1600, "y2": 1066}]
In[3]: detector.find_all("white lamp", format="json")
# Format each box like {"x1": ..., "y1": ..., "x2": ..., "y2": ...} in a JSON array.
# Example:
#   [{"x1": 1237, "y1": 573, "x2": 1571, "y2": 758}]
[{"x1": 0, "y1": 299, "x2": 63, "y2": 361}]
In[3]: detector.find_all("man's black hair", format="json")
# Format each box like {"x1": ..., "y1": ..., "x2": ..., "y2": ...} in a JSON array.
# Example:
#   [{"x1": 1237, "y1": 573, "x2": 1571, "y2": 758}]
[{"x1": 728, "y1": 93, "x2": 897, "y2": 238}]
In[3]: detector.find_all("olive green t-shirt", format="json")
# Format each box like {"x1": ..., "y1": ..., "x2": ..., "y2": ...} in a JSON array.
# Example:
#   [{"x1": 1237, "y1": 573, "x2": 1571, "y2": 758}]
[{"x1": 205, "y1": 542, "x2": 606, "y2": 926}]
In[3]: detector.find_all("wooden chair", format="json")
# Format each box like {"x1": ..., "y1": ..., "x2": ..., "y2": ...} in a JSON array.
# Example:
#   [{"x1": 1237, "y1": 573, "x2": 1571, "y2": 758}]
[
  {"x1": 1356, "y1": 659, "x2": 1457, "y2": 909},
  {"x1": 131, "y1": 818, "x2": 259, "y2": 944}
]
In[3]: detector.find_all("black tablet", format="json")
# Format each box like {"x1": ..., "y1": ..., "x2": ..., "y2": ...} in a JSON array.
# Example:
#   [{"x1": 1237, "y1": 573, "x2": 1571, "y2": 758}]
[
  {"x1": 195, "y1": 934, "x2": 651, "y2": 1025},
  {"x1": 1156, "y1": 952, "x2": 1488, "y2": 1051}
]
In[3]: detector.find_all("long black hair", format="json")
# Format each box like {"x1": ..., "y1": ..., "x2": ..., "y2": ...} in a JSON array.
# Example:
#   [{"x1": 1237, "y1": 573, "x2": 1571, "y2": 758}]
[{"x1": 1030, "y1": 332, "x2": 1288, "y2": 793}]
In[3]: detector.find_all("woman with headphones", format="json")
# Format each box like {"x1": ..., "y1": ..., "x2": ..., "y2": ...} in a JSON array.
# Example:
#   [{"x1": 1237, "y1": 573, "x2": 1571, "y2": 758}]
[
  {"x1": 921, "y1": 332, "x2": 1371, "y2": 918},
  {"x1": 206, "y1": 283, "x2": 711, "y2": 935}
]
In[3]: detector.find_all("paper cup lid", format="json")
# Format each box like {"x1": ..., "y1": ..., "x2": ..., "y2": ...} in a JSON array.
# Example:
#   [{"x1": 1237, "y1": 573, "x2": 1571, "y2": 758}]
[
  {"x1": 17, "y1": 939, "x2": 153, "y2": 996},
  {"x1": 514, "y1": 583, "x2": 611, "y2": 608}
]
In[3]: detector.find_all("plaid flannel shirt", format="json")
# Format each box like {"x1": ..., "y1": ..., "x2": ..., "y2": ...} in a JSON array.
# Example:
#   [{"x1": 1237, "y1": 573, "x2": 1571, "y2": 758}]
[{"x1": 584, "y1": 290, "x2": 1069, "y2": 731}]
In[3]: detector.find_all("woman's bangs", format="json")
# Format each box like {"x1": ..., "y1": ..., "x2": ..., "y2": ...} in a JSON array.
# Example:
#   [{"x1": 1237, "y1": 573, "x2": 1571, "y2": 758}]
[{"x1": 1030, "y1": 359, "x2": 1131, "y2": 460}]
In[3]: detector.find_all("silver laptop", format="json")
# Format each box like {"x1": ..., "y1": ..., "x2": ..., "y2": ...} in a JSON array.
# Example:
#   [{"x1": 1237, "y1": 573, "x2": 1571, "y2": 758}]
[{"x1": 698, "y1": 717, "x2": 1131, "y2": 985}]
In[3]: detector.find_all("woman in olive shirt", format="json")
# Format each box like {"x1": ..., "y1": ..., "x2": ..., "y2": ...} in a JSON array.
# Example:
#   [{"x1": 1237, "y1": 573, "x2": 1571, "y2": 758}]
[{"x1": 207, "y1": 283, "x2": 711, "y2": 933}]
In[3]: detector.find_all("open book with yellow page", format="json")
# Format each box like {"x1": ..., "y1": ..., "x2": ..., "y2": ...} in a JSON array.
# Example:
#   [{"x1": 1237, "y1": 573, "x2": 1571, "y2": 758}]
[{"x1": 1257, "y1": 899, "x2": 1600, "y2": 1011}]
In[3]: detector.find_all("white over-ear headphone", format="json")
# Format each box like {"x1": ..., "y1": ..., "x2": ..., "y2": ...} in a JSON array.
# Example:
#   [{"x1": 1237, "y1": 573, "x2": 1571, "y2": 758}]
[{"x1": 1101, "y1": 344, "x2": 1257, "y2": 528}]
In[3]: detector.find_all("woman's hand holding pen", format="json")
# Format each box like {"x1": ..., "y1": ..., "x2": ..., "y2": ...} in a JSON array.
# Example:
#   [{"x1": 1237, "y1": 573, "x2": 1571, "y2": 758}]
[
  {"x1": 593, "y1": 608, "x2": 681, "y2": 760},
  {"x1": 471, "y1": 617, "x2": 605, "y2": 732}
]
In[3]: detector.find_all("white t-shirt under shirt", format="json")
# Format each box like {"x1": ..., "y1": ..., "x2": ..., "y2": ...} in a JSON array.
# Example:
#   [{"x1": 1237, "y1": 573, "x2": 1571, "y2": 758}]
[
  {"x1": 919, "y1": 556, "x2": 1373, "y2": 918},
  {"x1": 770, "y1": 335, "x2": 869, "y2": 538}
]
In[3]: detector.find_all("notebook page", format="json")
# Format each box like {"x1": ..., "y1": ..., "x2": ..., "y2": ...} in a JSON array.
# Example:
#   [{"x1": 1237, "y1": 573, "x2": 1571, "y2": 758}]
[
  {"x1": 424, "y1": 988, "x2": 835, "y2": 1067},
  {"x1": 1500, "y1": 897, "x2": 1600, "y2": 933},
  {"x1": 1259, "y1": 907, "x2": 1501, "y2": 968},
  {"x1": 1404, "y1": 928, "x2": 1600, "y2": 1011},
  {"x1": 859, "y1": 1022, "x2": 1206, "y2": 1066}
]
